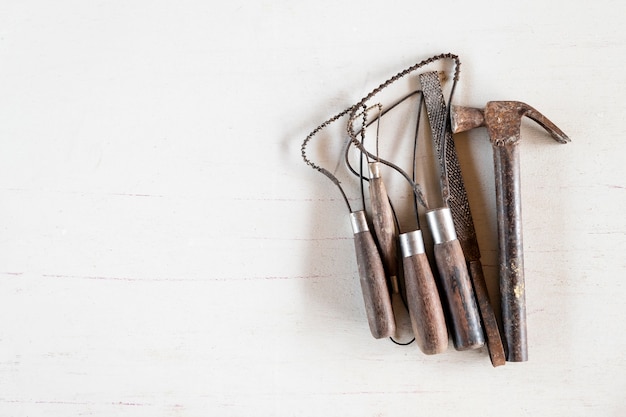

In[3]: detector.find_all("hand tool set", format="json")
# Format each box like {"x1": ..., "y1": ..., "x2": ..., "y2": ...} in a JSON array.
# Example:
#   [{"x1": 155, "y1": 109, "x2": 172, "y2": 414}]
[{"x1": 300, "y1": 53, "x2": 569, "y2": 366}]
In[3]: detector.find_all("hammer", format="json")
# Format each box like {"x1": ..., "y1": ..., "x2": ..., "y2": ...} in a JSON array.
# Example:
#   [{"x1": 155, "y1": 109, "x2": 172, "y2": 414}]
[{"x1": 451, "y1": 101, "x2": 569, "y2": 361}]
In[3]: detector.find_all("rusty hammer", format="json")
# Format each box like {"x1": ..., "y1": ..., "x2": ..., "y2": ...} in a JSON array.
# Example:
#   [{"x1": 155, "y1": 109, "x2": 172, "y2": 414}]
[{"x1": 451, "y1": 101, "x2": 569, "y2": 362}]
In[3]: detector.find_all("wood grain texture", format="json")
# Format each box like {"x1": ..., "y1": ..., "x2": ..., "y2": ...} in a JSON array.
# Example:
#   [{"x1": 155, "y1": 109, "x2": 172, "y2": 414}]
[
  {"x1": 353, "y1": 230, "x2": 396, "y2": 339},
  {"x1": 433, "y1": 239, "x2": 485, "y2": 350},
  {"x1": 368, "y1": 175, "x2": 399, "y2": 280},
  {"x1": 402, "y1": 253, "x2": 448, "y2": 354}
]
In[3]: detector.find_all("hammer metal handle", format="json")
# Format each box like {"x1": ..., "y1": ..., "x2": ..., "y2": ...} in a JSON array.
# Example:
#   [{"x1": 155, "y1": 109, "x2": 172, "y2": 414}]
[
  {"x1": 350, "y1": 211, "x2": 396, "y2": 339},
  {"x1": 494, "y1": 144, "x2": 527, "y2": 361}
]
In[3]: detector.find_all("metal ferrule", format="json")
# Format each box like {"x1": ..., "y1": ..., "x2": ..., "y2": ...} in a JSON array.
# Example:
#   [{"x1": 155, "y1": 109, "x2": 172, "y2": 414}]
[
  {"x1": 349, "y1": 210, "x2": 369, "y2": 234},
  {"x1": 368, "y1": 161, "x2": 382, "y2": 179},
  {"x1": 426, "y1": 208, "x2": 457, "y2": 244},
  {"x1": 399, "y1": 230, "x2": 425, "y2": 258}
]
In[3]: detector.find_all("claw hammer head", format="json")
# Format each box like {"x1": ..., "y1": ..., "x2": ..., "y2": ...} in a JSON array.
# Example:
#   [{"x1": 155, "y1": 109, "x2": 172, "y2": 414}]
[{"x1": 451, "y1": 101, "x2": 570, "y2": 146}]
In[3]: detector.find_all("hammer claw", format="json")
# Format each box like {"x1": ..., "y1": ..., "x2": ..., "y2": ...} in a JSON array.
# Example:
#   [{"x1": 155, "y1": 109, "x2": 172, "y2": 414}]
[
  {"x1": 452, "y1": 101, "x2": 570, "y2": 144},
  {"x1": 521, "y1": 104, "x2": 570, "y2": 144}
]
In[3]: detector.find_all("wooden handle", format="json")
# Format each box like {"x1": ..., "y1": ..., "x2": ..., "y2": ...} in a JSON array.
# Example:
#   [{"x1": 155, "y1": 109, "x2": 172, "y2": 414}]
[
  {"x1": 353, "y1": 229, "x2": 396, "y2": 339},
  {"x1": 468, "y1": 260, "x2": 506, "y2": 367},
  {"x1": 368, "y1": 163, "x2": 398, "y2": 279},
  {"x1": 403, "y1": 253, "x2": 448, "y2": 354},
  {"x1": 433, "y1": 239, "x2": 485, "y2": 350}
]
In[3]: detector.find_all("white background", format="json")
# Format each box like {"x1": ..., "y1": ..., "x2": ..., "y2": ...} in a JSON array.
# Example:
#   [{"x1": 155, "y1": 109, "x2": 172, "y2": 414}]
[{"x1": 1, "y1": 1, "x2": 625, "y2": 416}]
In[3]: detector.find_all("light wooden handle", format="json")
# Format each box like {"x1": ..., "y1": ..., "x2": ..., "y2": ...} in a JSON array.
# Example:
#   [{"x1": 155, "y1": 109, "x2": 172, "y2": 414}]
[
  {"x1": 433, "y1": 239, "x2": 485, "y2": 350},
  {"x1": 368, "y1": 163, "x2": 398, "y2": 279},
  {"x1": 402, "y1": 252, "x2": 448, "y2": 354},
  {"x1": 352, "y1": 225, "x2": 396, "y2": 339}
]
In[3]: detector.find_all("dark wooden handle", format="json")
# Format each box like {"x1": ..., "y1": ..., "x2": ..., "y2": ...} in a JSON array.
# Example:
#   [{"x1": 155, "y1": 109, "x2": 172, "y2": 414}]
[
  {"x1": 403, "y1": 253, "x2": 448, "y2": 354},
  {"x1": 433, "y1": 239, "x2": 485, "y2": 350},
  {"x1": 369, "y1": 176, "x2": 398, "y2": 279},
  {"x1": 468, "y1": 260, "x2": 506, "y2": 367},
  {"x1": 353, "y1": 230, "x2": 396, "y2": 339}
]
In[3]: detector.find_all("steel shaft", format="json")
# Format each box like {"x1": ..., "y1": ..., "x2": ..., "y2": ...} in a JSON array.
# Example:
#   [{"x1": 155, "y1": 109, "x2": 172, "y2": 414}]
[{"x1": 494, "y1": 143, "x2": 527, "y2": 361}]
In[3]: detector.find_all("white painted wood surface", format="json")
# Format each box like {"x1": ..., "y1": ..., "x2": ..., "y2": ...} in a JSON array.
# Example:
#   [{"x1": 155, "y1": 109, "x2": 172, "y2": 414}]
[{"x1": 1, "y1": 1, "x2": 625, "y2": 416}]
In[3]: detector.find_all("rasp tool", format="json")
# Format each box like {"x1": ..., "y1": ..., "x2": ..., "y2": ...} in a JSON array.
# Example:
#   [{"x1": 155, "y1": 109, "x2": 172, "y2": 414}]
[
  {"x1": 419, "y1": 71, "x2": 506, "y2": 366},
  {"x1": 413, "y1": 73, "x2": 485, "y2": 352}
]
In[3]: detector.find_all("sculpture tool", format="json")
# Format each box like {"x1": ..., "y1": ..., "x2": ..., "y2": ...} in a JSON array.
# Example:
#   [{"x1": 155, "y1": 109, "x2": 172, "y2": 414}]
[
  {"x1": 347, "y1": 98, "x2": 448, "y2": 354},
  {"x1": 301, "y1": 106, "x2": 395, "y2": 339}
]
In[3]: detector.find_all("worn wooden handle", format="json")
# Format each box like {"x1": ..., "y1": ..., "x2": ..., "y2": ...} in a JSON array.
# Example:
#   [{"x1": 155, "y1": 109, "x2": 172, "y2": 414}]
[
  {"x1": 368, "y1": 163, "x2": 398, "y2": 279},
  {"x1": 352, "y1": 220, "x2": 396, "y2": 339},
  {"x1": 433, "y1": 239, "x2": 485, "y2": 350},
  {"x1": 468, "y1": 260, "x2": 506, "y2": 367},
  {"x1": 403, "y1": 252, "x2": 448, "y2": 354}
]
